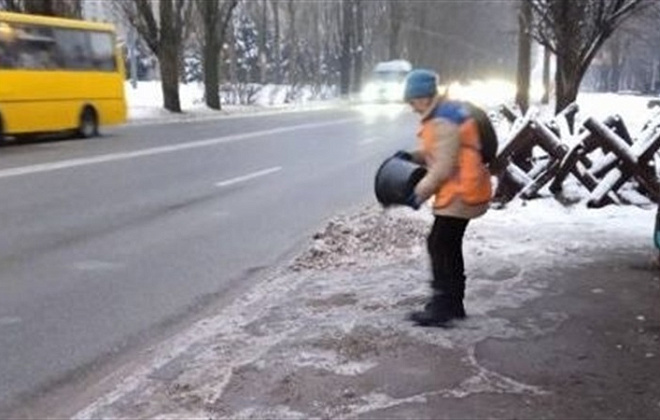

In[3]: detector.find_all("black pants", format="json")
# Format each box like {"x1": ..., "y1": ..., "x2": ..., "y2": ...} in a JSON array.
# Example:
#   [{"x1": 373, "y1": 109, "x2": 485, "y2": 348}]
[{"x1": 427, "y1": 216, "x2": 470, "y2": 301}]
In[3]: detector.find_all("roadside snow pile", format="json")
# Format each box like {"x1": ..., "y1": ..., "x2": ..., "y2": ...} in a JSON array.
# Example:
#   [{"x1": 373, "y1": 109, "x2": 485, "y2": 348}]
[
  {"x1": 125, "y1": 81, "x2": 208, "y2": 121},
  {"x1": 252, "y1": 84, "x2": 338, "y2": 106},
  {"x1": 290, "y1": 208, "x2": 427, "y2": 272},
  {"x1": 125, "y1": 81, "x2": 339, "y2": 121},
  {"x1": 125, "y1": 81, "x2": 206, "y2": 109}
]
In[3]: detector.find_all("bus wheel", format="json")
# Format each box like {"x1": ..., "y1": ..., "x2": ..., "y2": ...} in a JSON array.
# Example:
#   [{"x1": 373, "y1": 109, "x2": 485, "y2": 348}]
[{"x1": 78, "y1": 106, "x2": 99, "y2": 139}]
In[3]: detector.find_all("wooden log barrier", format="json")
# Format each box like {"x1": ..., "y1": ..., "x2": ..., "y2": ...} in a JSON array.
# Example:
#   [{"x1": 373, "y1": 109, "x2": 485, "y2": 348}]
[
  {"x1": 588, "y1": 129, "x2": 660, "y2": 207},
  {"x1": 583, "y1": 118, "x2": 660, "y2": 203}
]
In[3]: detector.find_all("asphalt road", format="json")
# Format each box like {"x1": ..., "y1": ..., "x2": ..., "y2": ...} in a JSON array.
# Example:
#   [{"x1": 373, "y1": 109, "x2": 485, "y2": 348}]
[{"x1": 0, "y1": 104, "x2": 416, "y2": 414}]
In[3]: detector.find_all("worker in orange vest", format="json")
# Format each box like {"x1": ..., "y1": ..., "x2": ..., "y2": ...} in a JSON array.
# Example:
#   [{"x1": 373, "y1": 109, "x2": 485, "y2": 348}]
[{"x1": 397, "y1": 69, "x2": 492, "y2": 327}]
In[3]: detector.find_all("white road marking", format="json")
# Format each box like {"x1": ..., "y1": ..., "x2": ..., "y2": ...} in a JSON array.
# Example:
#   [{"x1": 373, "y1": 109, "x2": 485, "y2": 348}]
[
  {"x1": 211, "y1": 210, "x2": 231, "y2": 218},
  {"x1": 73, "y1": 260, "x2": 123, "y2": 272},
  {"x1": 215, "y1": 166, "x2": 282, "y2": 188},
  {"x1": 0, "y1": 118, "x2": 358, "y2": 180},
  {"x1": 0, "y1": 316, "x2": 22, "y2": 326},
  {"x1": 359, "y1": 137, "x2": 378, "y2": 145}
]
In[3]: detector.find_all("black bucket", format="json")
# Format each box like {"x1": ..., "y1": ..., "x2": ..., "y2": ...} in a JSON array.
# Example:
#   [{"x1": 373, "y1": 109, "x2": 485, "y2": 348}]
[{"x1": 374, "y1": 156, "x2": 427, "y2": 206}]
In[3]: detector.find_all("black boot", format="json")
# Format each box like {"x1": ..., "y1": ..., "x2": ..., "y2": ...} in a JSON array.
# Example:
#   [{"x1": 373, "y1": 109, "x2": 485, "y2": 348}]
[
  {"x1": 423, "y1": 297, "x2": 466, "y2": 318},
  {"x1": 409, "y1": 294, "x2": 465, "y2": 327}
]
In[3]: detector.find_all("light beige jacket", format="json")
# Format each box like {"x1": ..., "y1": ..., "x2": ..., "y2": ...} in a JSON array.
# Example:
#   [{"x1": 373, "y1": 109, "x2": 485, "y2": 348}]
[{"x1": 411, "y1": 97, "x2": 490, "y2": 220}]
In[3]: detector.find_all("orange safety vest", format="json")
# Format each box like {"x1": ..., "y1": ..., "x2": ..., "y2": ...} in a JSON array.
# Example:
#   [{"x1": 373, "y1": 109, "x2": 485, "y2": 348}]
[{"x1": 417, "y1": 108, "x2": 492, "y2": 209}]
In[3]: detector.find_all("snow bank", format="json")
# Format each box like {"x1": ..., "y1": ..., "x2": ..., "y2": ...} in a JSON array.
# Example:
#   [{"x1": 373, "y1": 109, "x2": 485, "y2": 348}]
[
  {"x1": 124, "y1": 81, "x2": 340, "y2": 122},
  {"x1": 125, "y1": 81, "x2": 210, "y2": 121},
  {"x1": 577, "y1": 92, "x2": 659, "y2": 134}
]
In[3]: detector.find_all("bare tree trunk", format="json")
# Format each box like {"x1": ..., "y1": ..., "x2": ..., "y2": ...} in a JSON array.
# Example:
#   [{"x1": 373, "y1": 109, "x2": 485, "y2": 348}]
[
  {"x1": 388, "y1": 0, "x2": 402, "y2": 59},
  {"x1": 554, "y1": 52, "x2": 582, "y2": 123},
  {"x1": 552, "y1": 1, "x2": 581, "y2": 117},
  {"x1": 258, "y1": 0, "x2": 268, "y2": 84},
  {"x1": 228, "y1": 19, "x2": 238, "y2": 85},
  {"x1": 340, "y1": 0, "x2": 354, "y2": 96},
  {"x1": 312, "y1": 3, "x2": 322, "y2": 89},
  {"x1": 542, "y1": 46, "x2": 551, "y2": 104},
  {"x1": 652, "y1": 57, "x2": 658, "y2": 93},
  {"x1": 515, "y1": 0, "x2": 532, "y2": 113},
  {"x1": 507, "y1": 0, "x2": 535, "y2": 184},
  {"x1": 609, "y1": 32, "x2": 623, "y2": 92},
  {"x1": 598, "y1": 63, "x2": 609, "y2": 92},
  {"x1": 271, "y1": 0, "x2": 281, "y2": 84},
  {"x1": 199, "y1": 0, "x2": 237, "y2": 110},
  {"x1": 406, "y1": 2, "x2": 428, "y2": 70},
  {"x1": 160, "y1": 47, "x2": 182, "y2": 112},
  {"x1": 203, "y1": 33, "x2": 221, "y2": 109},
  {"x1": 160, "y1": 0, "x2": 182, "y2": 112},
  {"x1": 325, "y1": 1, "x2": 342, "y2": 89},
  {"x1": 352, "y1": 0, "x2": 364, "y2": 94},
  {"x1": 287, "y1": 0, "x2": 297, "y2": 86}
]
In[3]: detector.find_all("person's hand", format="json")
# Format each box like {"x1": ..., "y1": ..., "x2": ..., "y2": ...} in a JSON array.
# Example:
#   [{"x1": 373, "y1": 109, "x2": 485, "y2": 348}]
[
  {"x1": 404, "y1": 192, "x2": 423, "y2": 210},
  {"x1": 394, "y1": 150, "x2": 413, "y2": 161}
]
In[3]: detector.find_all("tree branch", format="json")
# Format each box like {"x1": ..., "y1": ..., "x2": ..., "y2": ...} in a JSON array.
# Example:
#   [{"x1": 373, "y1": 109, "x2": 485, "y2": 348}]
[
  {"x1": 219, "y1": 0, "x2": 239, "y2": 43},
  {"x1": 132, "y1": 0, "x2": 160, "y2": 55},
  {"x1": 610, "y1": 0, "x2": 646, "y2": 23}
]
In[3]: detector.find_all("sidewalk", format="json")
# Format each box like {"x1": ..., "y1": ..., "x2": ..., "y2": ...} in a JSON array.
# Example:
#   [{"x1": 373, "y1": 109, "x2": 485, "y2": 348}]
[{"x1": 74, "y1": 201, "x2": 660, "y2": 419}]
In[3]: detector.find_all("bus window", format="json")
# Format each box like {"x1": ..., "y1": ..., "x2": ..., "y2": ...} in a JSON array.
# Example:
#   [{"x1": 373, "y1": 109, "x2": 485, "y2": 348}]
[
  {"x1": 52, "y1": 27, "x2": 93, "y2": 70},
  {"x1": 0, "y1": 22, "x2": 116, "y2": 72},
  {"x1": 13, "y1": 24, "x2": 58, "y2": 70},
  {"x1": 0, "y1": 22, "x2": 18, "y2": 68},
  {"x1": 88, "y1": 31, "x2": 116, "y2": 71},
  {"x1": 0, "y1": 40, "x2": 16, "y2": 68}
]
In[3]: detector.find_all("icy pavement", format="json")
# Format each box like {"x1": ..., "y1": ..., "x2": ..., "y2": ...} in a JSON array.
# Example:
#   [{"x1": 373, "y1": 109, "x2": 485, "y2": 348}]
[{"x1": 74, "y1": 201, "x2": 660, "y2": 419}]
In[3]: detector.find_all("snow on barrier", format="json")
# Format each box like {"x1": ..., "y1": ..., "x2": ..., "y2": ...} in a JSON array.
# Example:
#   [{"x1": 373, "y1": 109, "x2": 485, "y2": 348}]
[{"x1": 492, "y1": 104, "x2": 660, "y2": 207}]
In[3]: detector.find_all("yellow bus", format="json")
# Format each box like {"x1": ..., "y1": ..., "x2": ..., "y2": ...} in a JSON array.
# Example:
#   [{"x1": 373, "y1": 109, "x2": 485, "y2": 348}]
[{"x1": 0, "y1": 11, "x2": 126, "y2": 141}]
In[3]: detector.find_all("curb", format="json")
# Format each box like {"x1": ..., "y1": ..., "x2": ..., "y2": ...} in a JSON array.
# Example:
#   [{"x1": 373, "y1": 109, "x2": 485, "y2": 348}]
[{"x1": 125, "y1": 101, "x2": 350, "y2": 128}]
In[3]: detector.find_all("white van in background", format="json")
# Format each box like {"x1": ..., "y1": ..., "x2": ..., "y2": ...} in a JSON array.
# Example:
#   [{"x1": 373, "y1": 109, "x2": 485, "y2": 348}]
[{"x1": 361, "y1": 60, "x2": 412, "y2": 103}]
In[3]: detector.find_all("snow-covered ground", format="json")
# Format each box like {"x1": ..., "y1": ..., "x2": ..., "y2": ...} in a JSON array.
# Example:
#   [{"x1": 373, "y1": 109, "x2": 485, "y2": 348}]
[
  {"x1": 73, "y1": 198, "x2": 657, "y2": 419},
  {"x1": 124, "y1": 82, "x2": 340, "y2": 123},
  {"x1": 125, "y1": 81, "x2": 207, "y2": 121},
  {"x1": 577, "y1": 92, "x2": 659, "y2": 134}
]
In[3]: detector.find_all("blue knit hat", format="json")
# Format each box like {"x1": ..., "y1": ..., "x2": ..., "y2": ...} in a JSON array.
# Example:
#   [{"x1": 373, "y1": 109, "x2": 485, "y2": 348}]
[{"x1": 403, "y1": 69, "x2": 439, "y2": 101}]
